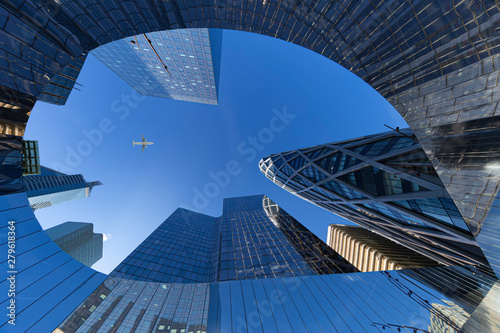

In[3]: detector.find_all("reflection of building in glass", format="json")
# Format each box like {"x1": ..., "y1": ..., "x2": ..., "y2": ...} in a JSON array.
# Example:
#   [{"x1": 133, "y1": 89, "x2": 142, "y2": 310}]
[
  {"x1": 1, "y1": 1, "x2": 500, "y2": 331},
  {"x1": 328, "y1": 224, "x2": 439, "y2": 272},
  {"x1": 110, "y1": 195, "x2": 357, "y2": 283},
  {"x1": 55, "y1": 265, "x2": 497, "y2": 333},
  {"x1": 45, "y1": 222, "x2": 103, "y2": 267},
  {"x1": 429, "y1": 300, "x2": 470, "y2": 333},
  {"x1": 38, "y1": 53, "x2": 87, "y2": 105},
  {"x1": 56, "y1": 195, "x2": 358, "y2": 332},
  {"x1": 56, "y1": 278, "x2": 210, "y2": 333},
  {"x1": 22, "y1": 166, "x2": 101, "y2": 210},
  {"x1": 21, "y1": 140, "x2": 40, "y2": 175},
  {"x1": 260, "y1": 129, "x2": 488, "y2": 267},
  {"x1": 92, "y1": 29, "x2": 222, "y2": 105},
  {"x1": 54, "y1": 282, "x2": 112, "y2": 333}
]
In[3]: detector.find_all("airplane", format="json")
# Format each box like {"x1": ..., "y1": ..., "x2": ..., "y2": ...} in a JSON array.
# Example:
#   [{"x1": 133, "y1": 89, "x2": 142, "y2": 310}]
[{"x1": 133, "y1": 134, "x2": 154, "y2": 152}]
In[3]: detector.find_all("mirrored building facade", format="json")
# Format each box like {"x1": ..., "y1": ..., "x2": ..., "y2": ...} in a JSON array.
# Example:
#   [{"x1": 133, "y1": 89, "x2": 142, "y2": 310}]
[
  {"x1": 0, "y1": 0, "x2": 500, "y2": 332},
  {"x1": 53, "y1": 265, "x2": 499, "y2": 333},
  {"x1": 92, "y1": 29, "x2": 222, "y2": 105},
  {"x1": 260, "y1": 129, "x2": 489, "y2": 268},
  {"x1": 37, "y1": 53, "x2": 87, "y2": 106},
  {"x1": 21, "y1": 140, "x2": 40, "y2": 175},
  {"x1": 52, "y1": 196, "x2": 498, "y2": 333},
  {"x1": 22, "y1": 166, "x2": 102, "y2": 210},
  {"x1": 110, "y1": 195, "x2": 357, "y2": 284},
  {"x1": 45, "y1": 222, "x2": 103, "y2": 268}
]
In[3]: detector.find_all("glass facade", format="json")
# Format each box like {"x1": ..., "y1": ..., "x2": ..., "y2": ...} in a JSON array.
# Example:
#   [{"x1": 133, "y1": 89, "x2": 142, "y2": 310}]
[
  {"x1": 0, "y1": 0, "x2": 499, "y2": 276},
  {"x1": 112, "y1": 208, "x2": 221, "y2": 283},
  {"x1": 54, "y1": 266, "x2": 499, "y2": 333},
  {"x1": 21, "y1": 140, "x2": 40, "y2": 175},
  {"x1": 45, "y1": 222, "x2": 103, "y2": 268},
  {"x1": 37, "y1": 53, "x2": 87, "y2": 106},
  {"x1": 22, "y1": 166, "x2": 102, "y2": 210},
  {"x1": 111, "y1": 195, "x2": 357, "y2": 284},
  {"x1": 260, "y1": 129, "x2": 490, "y2": 268},
  {"x1": 91, "y1": 29, "x2": 222, "y2": 105},
  {"x1": 0, "y1": 0, "x2": 500, "y2": 331}
]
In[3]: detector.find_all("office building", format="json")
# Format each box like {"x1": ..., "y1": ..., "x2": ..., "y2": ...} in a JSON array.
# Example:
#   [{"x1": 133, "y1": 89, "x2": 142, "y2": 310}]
[
  {"x1": 54, "y1": 196, "x2": 498, "y2": 333},
  {"x1": 22, "y1": 166, "x2": 101, "y2": 210},
  {"x1": 21, "y1": 140, "x2": 40, "y2": 175},
  {"x1": 0, "y1": 1, "x2": 500, "y2": 331},
  {"x1": 260, "y1": 129, "x2": 489, "y2": 268},
  {"x1": 92, "y1": 29, "x2": 222, "y2": 105},
  {"x1": 37, "y1": 53, "x2": 87, "y2": 106},
  {"x1": 110, "y1": 195, "x2": 357, "y2": 284},
  {"x1": 327, "y1": 224, "x2": 439, "y2": 272},
  {"x1": 45, "y1": 222, "x2": 103, "y2": 267}
]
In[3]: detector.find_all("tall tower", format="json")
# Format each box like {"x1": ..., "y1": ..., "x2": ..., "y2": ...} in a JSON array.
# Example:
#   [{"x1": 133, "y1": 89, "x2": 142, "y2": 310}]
[
  {"x1": 56, "y1": 195, "x2": 359, "y2": 332},
  {"x1": 92, "y1": 28, "x2": 222, "y2": 105},
  {"x1": 45, "y1": 222, "x2": 103, "y2": 267},
  {"x1": 259, "y1": 129, "x2": 489, "y2": 268},
  {"x1": 110, "y1": 194, "x2": 357, "y2": 284},
  {"x1": 22, "y1": 166, "x2": 102, "y2": 210}
]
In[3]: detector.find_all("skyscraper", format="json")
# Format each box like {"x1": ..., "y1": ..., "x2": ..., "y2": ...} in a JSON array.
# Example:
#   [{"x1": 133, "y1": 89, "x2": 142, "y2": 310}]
[
  {"x1": 1, "y1": 0, "x2": 500, "y2": 331},
  {"x1": 110, "y1": 195, "x2": 357, "y2": 284},
  {"x1": 327, "y1": 224, "x2": 439, "y2": 272},
  {"x1": 259, "y1": 129, "x2": 489, "y2": 268},
  {"x1": 45, "y1": 222, "x2": 103, "y2": 267},
  {"x1": 92, "y1": 29, "x2": 222, "y2": 105},
  {"x1": 52, "y1": 195, "x2": 499, "y2": 333},
  {"x1": 22, "y1": 166, "x2": 101, "y2": 210}
]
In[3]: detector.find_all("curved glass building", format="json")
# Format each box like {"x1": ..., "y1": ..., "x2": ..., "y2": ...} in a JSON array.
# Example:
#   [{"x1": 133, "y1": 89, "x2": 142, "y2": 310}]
[
  {"x1": 0, "y1": 0, "x2": 500, "y2": 331},
  {"x1": 260, "y1": 129, "x2": 489, "y2": 267}
]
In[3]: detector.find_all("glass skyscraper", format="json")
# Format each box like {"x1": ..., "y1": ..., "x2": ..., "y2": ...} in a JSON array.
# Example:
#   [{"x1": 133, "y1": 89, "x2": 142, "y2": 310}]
[
  {"x1": 92, "y1": 29, "x2": 222, "y2": 105},
  {"x1": 45, "y1": 222, "x2": 103, "y2": 268},
  {"x1": 54, "y1": 195, "x2": 499, "y2": 333},
  {"x1": 260, "y1": 129, "x2": 489, "y2": 268},
  {"x1": 1, "y1": 0, "x2": 500, "y2": 331},
  {"x1": 110, "y1": 195, "x2": 357, "y2": 284},
  {"x1": 22, "y1": 166, "x2": 102, "y2": 210}
]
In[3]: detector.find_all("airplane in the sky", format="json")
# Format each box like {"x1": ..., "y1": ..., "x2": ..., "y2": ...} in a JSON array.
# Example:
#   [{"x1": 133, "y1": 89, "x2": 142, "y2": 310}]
[{"x1": 133, "y1": 134, "x2": 154, "y2": 152}]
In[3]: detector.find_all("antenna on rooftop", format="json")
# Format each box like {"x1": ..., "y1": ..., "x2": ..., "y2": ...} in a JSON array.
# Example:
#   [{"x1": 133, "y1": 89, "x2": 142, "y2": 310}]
[{"x1": 143, "y1": 34, "x2": 172, "y2": 78}]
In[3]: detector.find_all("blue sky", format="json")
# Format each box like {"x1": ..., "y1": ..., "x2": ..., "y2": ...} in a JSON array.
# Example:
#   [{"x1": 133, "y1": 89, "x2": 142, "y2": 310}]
[{"x1": 25, "y1": 29, "x2": 407, "y2": 274}]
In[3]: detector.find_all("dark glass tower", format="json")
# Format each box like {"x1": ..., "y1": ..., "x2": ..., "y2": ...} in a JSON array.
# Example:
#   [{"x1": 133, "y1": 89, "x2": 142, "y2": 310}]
[
  {"x1": 260, "y1": 129, "x2": 489, "y2": 268},
  {"x1": 1, "y1": 1, "x2": 500, "y2": 331},
  {"x1": 53, "y1": 196, "x2": 498, "y2": 333},
  {"x1": 110, "y1": 195, "x2": 357, "y2": 284},
  {"x1": 37, "y1": 53, "x2": 87, "y2": 106},
  {"x1": 45, "y1": 222, "x2": 103, "y2": 267},
  {"x1": 22, "y1": 166, "x2": 102, "y2": 210}
]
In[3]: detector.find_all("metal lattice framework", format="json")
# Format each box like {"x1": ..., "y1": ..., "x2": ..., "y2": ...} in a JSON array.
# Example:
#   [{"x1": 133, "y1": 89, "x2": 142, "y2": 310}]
[{"x1": 260, "y1": 129, "x2": 488, "y2": 267}]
